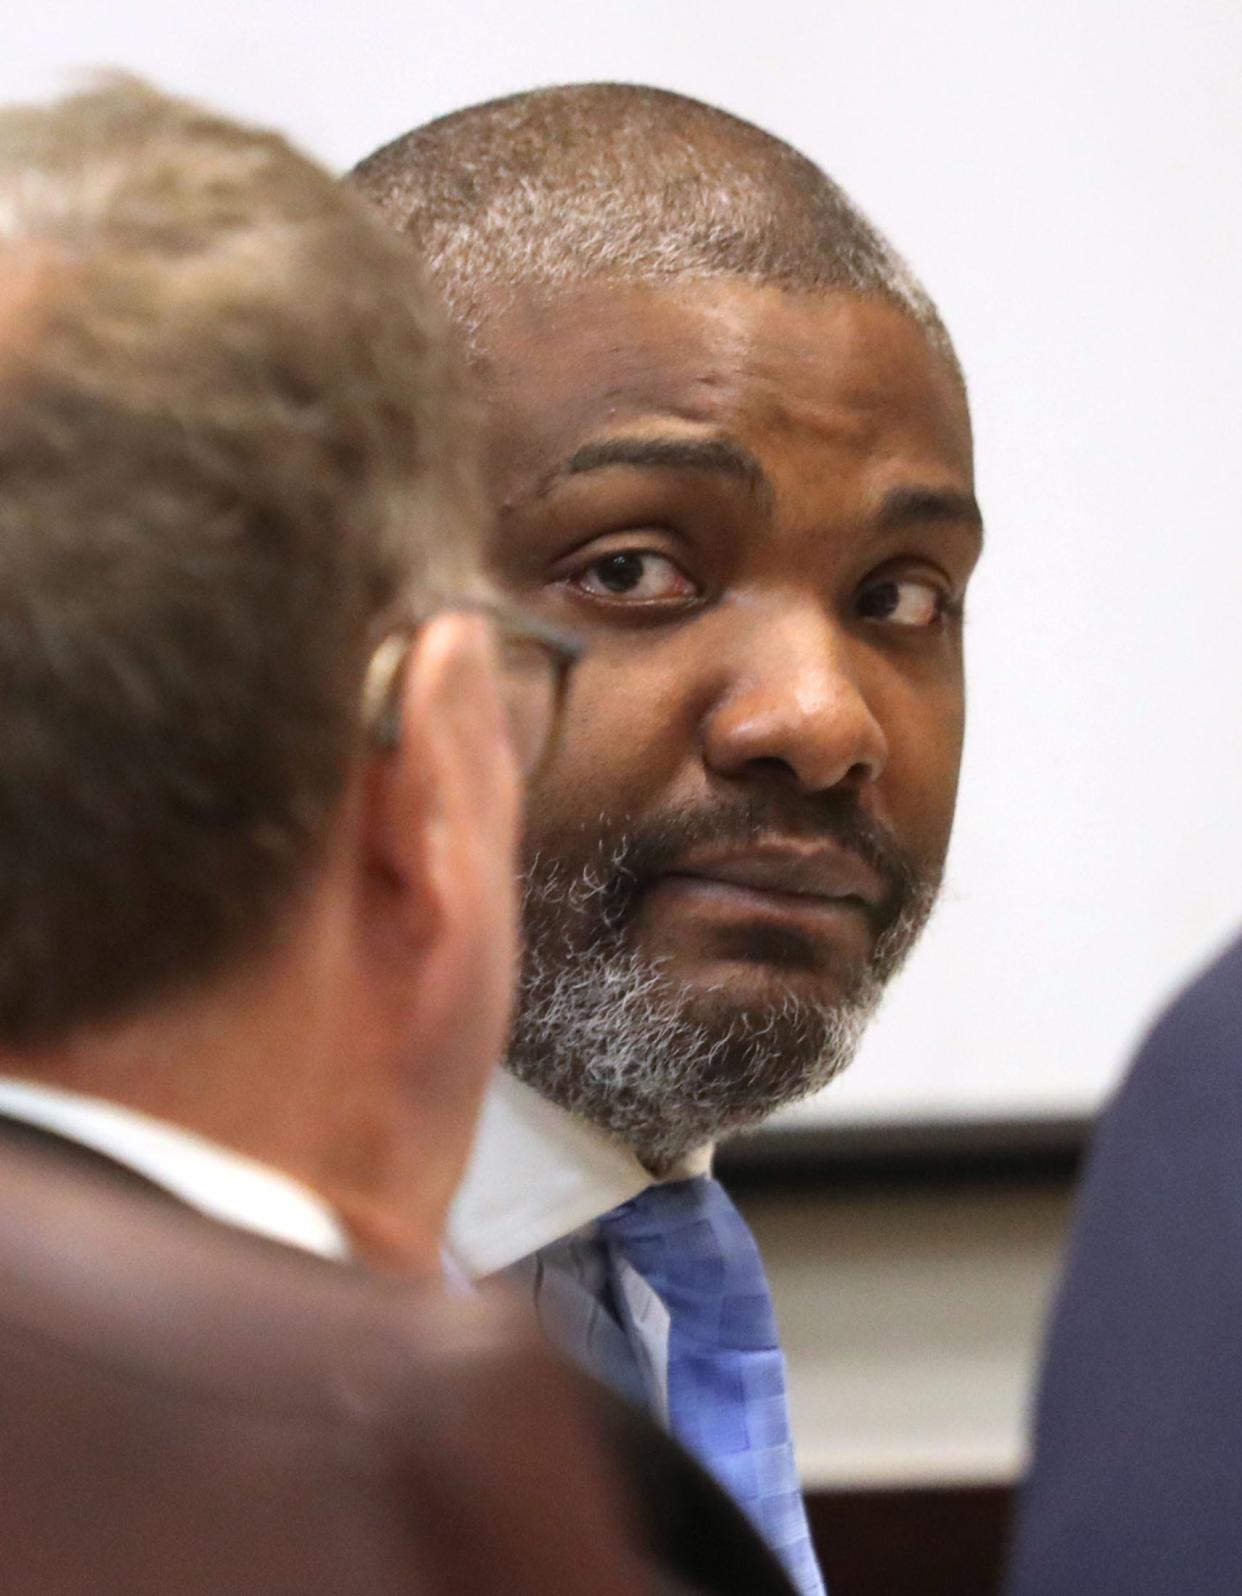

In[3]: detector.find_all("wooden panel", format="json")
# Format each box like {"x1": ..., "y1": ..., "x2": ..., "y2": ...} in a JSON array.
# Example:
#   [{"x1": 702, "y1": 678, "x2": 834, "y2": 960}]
[{"x1": 808, "y1": 1484, "x2": 1013, "y2": 1596}]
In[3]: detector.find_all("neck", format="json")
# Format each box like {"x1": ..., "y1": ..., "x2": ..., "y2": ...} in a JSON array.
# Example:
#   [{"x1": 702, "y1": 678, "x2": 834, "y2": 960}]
[{"x1": 0, "y1": 929, "x2": 449, "y2": 1276}]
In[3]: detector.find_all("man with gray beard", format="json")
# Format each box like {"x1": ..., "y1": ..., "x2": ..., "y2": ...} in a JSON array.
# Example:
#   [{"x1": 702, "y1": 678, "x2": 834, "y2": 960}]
[
  {"x1": 513, "y1": 797, "x2": 933, "y2": 1174},
  {"x1": 353, "y1": 83, "x2": 980, "y2": 1596}
]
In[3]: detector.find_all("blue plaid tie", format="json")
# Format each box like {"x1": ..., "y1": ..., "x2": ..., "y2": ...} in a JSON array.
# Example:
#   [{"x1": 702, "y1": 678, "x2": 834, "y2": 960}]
[{"x1": 598, "y1": 1175, "x2": 827, "y2": 1596}]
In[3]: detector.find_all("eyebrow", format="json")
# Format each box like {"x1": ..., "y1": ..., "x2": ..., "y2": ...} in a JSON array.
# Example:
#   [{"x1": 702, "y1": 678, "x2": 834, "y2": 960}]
[
  {"x1": 877, "y1": 484, "x2": 984, "y2": 541},
  {"x1": 543, "y1": 434, "x2": 771, "y2": 502},
  {"x1": 535, "y1": 434, "x2": 982, "y2": 540}
]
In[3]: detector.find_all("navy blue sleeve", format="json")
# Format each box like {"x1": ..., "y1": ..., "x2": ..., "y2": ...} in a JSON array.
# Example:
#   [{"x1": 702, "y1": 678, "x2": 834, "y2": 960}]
[{"x1": 1006, "y1": 932, "x2": 1242, "y2": 1596}]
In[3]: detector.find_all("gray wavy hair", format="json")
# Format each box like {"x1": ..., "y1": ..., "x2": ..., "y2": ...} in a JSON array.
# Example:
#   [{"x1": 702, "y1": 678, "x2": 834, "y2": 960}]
[{"x1": 0, "y1": 77, "x2": 484, "y2": 1043}]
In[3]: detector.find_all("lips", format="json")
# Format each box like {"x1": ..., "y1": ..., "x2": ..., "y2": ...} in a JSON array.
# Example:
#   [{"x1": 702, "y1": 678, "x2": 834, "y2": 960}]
[{"x1": 660, "y1": 839, "x2": 886, "y2": 910}]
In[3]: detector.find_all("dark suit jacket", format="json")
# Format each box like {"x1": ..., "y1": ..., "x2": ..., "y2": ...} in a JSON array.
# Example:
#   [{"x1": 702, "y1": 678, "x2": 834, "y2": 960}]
[
  {"x1": 1006, "y1": 931, "x2": 1242, "y2": 1596},
  {"x1": 0, "y1": 1117, "x2": 795, "y2": 1596}
]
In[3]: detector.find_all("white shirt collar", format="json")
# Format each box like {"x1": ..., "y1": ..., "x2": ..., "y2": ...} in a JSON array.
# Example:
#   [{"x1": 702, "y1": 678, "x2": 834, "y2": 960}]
[
  {"x1": 446, "y1": 1071, "x2": 711, "y2": 1278},
  {"x1": 0, "y1": 1076, "x2": 351, "y2": 1262}
]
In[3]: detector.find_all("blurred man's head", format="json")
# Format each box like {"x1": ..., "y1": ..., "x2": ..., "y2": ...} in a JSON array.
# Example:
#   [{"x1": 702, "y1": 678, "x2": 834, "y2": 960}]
[
  {"x1": 0, "y1": 79, "x2": 523, "y2": 1258},
  {"x1": 354, "y1": 85, "x2": 981, "y2": 1171}
]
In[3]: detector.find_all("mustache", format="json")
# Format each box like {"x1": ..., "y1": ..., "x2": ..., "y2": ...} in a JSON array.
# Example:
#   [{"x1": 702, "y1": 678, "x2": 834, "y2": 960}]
[{"x1": 526, "y1": 790, "x2": 928, "y2": 942}]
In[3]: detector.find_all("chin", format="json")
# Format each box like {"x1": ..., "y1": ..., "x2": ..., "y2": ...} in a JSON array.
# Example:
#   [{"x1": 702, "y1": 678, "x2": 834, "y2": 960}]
[
  {"x1": 646, "y1": 937, "x2": 865, "y2": 1003},
  {"x1": 638, "y1": 906, "x2": 873, "y2": 984}
]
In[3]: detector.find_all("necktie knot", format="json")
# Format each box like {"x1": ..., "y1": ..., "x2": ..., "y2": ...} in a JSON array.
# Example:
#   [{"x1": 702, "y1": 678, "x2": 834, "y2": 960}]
[{"x1": 600, "y1": 1176, "x2": 780, "y2": 1352}]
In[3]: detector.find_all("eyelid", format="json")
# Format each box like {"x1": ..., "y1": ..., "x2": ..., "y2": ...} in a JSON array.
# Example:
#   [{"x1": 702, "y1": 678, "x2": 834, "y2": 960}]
[
  {"x1": 547, "y1": 539, "x2": 706, "y2": 617},
  {"x1": 864, "y1": 551, "x2": 954, "y2": 582},
  {"x1": 571, "y1": 550, "x2": 699, "y2": 600},
  {"x1": 861, "y1": 559, "x2": 959, "y2": 601},
  {"x1": 546, "y1": 525, "x2": 689, "y2": 575}
]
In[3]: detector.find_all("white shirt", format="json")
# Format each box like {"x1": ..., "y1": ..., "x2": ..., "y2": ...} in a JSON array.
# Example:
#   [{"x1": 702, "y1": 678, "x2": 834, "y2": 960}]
[
  {"x1": 0, "y1": 1076, "x2": 351, "y2": 1261},
  {"x1": 447, "y1": 1071, "x2": 711, "y2": 1278},
  {"x1": 448, "y1": 1072, "x2": 713, "y2": 1428}
]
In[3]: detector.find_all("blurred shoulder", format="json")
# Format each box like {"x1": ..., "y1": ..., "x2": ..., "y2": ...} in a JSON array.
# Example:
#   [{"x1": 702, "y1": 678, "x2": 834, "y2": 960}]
[
  {"x1": 1121, "y1": 929, "x2": 1242, "y2": 1114},
  {"x1": 1084, "y1": 927, "x2": 1242, "y2": 1205}
]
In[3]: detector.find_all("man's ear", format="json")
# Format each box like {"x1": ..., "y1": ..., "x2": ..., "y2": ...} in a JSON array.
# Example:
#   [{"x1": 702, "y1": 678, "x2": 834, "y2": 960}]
[
  {"x1": 355, "y1": 614, "x2": 521, "y2": 1230},
  {"x1": 365, "y1": 612, "x2": 520, "y2": 953}
]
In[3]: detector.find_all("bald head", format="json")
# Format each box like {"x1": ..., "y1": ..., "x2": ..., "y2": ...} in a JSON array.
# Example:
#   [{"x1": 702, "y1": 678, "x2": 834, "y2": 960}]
[{"x1": 350, "y1": 82, "x2": 957, "y2": 376}]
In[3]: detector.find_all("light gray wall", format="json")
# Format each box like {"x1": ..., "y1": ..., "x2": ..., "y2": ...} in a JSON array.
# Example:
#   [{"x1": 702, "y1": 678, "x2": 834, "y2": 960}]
[{"x1": 739, "y1": 1181, "x2": 1075, "y2": 1489}]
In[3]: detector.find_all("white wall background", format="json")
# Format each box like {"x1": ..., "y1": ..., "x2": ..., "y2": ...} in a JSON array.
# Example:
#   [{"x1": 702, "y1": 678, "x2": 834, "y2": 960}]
[{"x1": 7, "y1": 0, "x2": 1242, "y2": 1126}]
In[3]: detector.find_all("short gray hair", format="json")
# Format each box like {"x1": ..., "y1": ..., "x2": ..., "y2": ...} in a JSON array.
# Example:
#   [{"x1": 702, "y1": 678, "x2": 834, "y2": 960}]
[
  {"x1": 0, "y1": 77, "x2": 484, "y2": 1044},
  {"x1": 351, "y1": 82, "x2": 958, "y2": 376}
]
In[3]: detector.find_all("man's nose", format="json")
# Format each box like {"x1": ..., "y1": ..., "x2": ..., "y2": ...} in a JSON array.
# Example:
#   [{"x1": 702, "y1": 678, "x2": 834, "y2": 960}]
[{"x1": 701, "y1": 606, "x2": 888, "y2": 795}]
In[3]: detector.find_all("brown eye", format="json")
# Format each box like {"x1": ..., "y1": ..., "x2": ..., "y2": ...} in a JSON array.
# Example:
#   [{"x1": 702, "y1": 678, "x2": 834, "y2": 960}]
[
  {"x1": 856, "y1": 577, "x2": 948, "y2": 628},
  {"x1": 572, "y1": 550, "x2": 698, "y2": 602}
]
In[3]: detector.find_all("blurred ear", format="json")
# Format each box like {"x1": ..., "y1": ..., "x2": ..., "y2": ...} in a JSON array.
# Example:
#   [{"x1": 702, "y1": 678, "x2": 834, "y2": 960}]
[
  {"x1": 368, "y1": 611, "x2": 519, "y2": 942},
  {"x1": 362, "y1": 612, "x2": 521, "y2": 1141}
]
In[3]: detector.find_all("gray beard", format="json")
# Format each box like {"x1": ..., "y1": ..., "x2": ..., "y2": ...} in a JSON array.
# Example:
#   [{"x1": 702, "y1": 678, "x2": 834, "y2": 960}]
[{"x1": 506, "y1": 836, "x2": 938, "y2": 1174}]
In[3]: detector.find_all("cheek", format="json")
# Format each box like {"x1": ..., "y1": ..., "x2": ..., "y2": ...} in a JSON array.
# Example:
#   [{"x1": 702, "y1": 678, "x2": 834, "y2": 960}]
[
  {"x1": 878, "y1": 675, "x2": 966, "y2": 861},
  {"x1": 522, "y1": 650, "x2": 700, "y2": 835}
]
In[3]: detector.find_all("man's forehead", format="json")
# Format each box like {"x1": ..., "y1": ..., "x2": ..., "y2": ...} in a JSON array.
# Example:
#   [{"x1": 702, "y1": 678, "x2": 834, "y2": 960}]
[{"x1": 476, "y1": 277, "x2": 973, "y2": 490}]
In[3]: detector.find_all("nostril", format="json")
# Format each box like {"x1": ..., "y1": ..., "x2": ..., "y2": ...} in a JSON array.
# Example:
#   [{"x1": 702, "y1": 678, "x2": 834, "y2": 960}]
[{"x1": 740, "y1": 755, "x2": 800, "y2": 784}]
